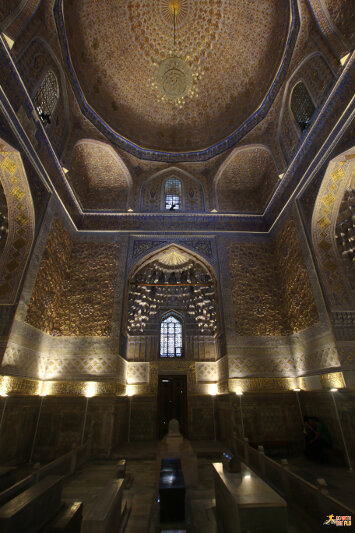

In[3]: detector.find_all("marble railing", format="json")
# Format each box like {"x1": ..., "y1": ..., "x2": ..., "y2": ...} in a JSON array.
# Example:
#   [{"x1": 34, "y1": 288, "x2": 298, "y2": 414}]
[{"x1": 234, "y1": 437, "x2": 354, "y2": 530}]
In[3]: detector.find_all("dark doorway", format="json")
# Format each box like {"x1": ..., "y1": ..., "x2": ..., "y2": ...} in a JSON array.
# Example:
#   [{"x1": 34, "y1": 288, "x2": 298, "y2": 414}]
[{"x1": 157, "y1": 375, "x2": 188, "y2": 439}]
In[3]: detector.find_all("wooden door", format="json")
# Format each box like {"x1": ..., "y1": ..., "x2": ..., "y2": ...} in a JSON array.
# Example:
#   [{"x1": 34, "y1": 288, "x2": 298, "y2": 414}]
[{"x1": 157, "y1": 375, "x2": 187, "y2": 439}]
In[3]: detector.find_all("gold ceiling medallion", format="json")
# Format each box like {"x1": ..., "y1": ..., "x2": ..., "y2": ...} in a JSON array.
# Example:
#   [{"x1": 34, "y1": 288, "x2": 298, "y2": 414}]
[
  {"x1": 158, "y1": 57, "x2": 192, "y2": 99},
  {"x1": 157, "y1": 0, "x2": 192, "y2": 104}
]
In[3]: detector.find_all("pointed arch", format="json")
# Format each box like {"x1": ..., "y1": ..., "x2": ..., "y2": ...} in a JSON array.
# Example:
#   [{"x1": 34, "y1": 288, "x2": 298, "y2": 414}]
[
  {"x1": 311, "y1": 147, "x2": 355, "y2": 310},
  {"x1": 16, "y1": 36, "x2": 70, "y2": 156},
  {"x1": 277, "y1": 52, "x2": 336, "y2": 163},
  {"x1": 124, "y1": 244, "x2": 221, "y2": 361},
  {"x1": 0, "y1": 139, "x2": 35, "y2": 304},
  {"x1": 68, "y1": 139, "x2": 132, "y2": 211},
  {"x1": 140, "y1": 167, "x2": 205, "y2": 212},
  {"x1": 213, "y1": 144, "x2": 279, "y2": 213}
]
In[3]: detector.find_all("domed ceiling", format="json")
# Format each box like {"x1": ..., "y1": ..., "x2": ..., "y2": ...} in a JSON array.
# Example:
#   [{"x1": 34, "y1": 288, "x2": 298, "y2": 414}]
[{"x1": 61, "y1": 0, "x2": 294, "y2": 156}]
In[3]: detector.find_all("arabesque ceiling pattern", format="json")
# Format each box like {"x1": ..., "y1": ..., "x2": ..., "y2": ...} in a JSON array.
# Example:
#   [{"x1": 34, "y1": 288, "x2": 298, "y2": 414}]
[{"x1": 63, "y1": 0, "x2": 290, "y2": 153}]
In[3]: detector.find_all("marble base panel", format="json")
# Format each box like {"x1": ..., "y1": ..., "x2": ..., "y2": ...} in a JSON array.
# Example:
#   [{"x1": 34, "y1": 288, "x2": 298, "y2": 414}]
[
  {"x1": 81, "y1": 479, "x2": 124, "y2": 533},
  {"x1": 213, "y1": 462, "x2": 287, "y2": 533}
]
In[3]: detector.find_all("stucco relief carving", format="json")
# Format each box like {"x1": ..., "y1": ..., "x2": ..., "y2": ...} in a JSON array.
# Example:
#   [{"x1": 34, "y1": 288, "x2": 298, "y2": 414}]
[
  {"x1": 227, "y1": 219, "x2": 318, "y2": 337},
  {"x1": 26, "y1": 217, "x2": 120, "y2": 336}
]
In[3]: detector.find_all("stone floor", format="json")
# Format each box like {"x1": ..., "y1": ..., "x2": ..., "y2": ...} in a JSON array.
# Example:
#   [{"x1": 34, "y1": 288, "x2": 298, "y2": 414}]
[
  {"x1": 62, "y1": 460, "x2": 118, "y2": 505},
  {"x1": 61, "y1": 443, "x2": 316, "y2": 532}
]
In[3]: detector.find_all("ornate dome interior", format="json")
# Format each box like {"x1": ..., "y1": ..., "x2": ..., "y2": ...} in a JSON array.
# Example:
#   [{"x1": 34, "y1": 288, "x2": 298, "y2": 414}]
[
  {"x1": 63, "y1": 0, "x2": 291, "y2": 153},
  {"x1": 0, "y1": 0, "x2": 354, "y2": 522}
]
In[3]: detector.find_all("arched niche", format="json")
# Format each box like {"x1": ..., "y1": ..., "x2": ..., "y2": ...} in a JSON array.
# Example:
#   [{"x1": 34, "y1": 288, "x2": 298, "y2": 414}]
[
  {"x1": 68, "y1": 139, "x2": 132, "y2": 211},
  {"x1": 312, "y1": 147, "x2": 355, "y2": 310},
  {"x1": 278, "y1": 53, "x2": 335, "y2": 163},
  {"x1": 140, "y1": 167, "x2": 205, "y2": 212},
  {"x1": 0, "y1": 138, "x2": 35, "y2": 304},
  {"x1": 16, "y1": 37, "x2": 69, "y2": 156},
  {"x1": 214, "y1": 145, "x2": 279, "y2": 213},
  {"x1": 123, "y1": 244, "x2": 221, "y2": 362}
]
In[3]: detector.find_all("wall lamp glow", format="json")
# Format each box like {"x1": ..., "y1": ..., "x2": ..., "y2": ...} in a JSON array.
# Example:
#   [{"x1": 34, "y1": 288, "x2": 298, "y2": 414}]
[
  {"x1": 236, "y1": 391, "x2": 244, "y2": 396},
  {"x1": 126, "y1": 384, "x2": 134, "y2": 397},
  {"x1": 330, "y1": 388, "x2": 338, "y2": 392},
  {"x1": 2, "y1": 34, "x2": 14, "y2": 49},
  {"x1": 84, "y1": 382, "x2": 97, "y2": 398},
  {"x1": 293, "y1": 388, "x2": 301, "y2": 392},
  {"x1": 340, "y1": 53, "x2": 350, "y2": 66},
  {"x1": 209, "y1": 383, "x2": 218, "y2": 396}
]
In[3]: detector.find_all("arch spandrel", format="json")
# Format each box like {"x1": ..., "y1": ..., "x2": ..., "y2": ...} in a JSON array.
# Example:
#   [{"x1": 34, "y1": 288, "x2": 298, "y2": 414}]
[{"x1": 0, "y1": 139, "x2": 35, "y2": 305}]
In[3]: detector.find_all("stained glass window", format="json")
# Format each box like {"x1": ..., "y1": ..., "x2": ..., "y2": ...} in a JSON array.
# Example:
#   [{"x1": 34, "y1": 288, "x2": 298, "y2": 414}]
[
  {"x1": 34, "y1": 70, "x2": 59, "y2": 123},
  {"x1": 160, "y1": 315, "x2": 182, "y2": 357},
  {"x1": 165, "y1": 177, "x2": 181, "y2": 210},
  {"x1": 291, "y1": 81, "x2": 316, "y2": 132}
]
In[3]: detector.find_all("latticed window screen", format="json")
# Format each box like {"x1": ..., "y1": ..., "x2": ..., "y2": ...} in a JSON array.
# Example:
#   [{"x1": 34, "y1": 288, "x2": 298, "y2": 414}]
[
  {"x1": 34, "y1": 70, "x2": 59, "y2": 117},
  {"x1": 291, "y1": 82, "x2": 316, "y2": 131},
  {"x1": 160, "y1": 315, "x2": 183, "y2": 357},
  {"x1": 165, "y1": 177, "x2": 181, "y2": 210}
]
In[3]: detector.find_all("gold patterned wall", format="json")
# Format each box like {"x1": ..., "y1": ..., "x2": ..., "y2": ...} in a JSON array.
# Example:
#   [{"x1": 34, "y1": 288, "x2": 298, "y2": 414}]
[
  {"x1": 274, "y1": 219, "x2": 318, "y2": 333},
  {"x1": 227, "y1": 242, "x2": 287, "y2": 336},
  {"x1": 227, "y1": 218, "x2": 318, "y2": 336},
  {"x1": 26, "y1": 217, "x2": 119, "y2": 336}
]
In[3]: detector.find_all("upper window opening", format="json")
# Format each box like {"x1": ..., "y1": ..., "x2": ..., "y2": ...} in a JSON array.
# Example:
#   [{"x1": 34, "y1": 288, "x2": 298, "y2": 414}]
[
  {"x1": 160, "y1": 315, "x2": 183, "y2": 358},
  {"x1": 165, "y1": 177, "x2": 181, "y2": 211},
  {"x1": 291, "y1": 81, "x2": 316, "y2": 132},
  {"x1": 34, "y1": 70, "x2": 59, "y2": 125}
]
